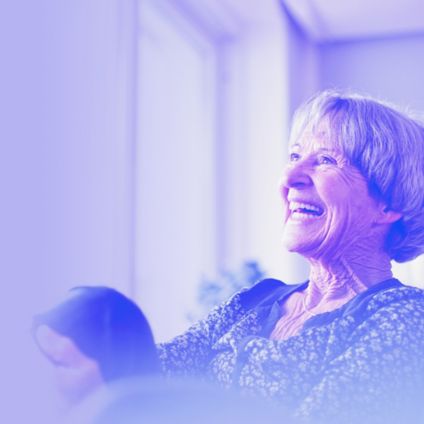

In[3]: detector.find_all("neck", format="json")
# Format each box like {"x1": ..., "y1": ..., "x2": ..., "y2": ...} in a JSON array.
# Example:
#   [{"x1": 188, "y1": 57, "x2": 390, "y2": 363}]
[{"x1": 304, "y1": 247, "x2": 393, "y2": 309}]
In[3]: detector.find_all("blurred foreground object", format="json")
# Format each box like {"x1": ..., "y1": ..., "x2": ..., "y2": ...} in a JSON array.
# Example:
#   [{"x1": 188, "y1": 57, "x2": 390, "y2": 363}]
[
  {"x1": 32, "y1": 286, "x2": 160, "y2": 408},
  {"x1": 67, "y1": 377, "x2": 297, "y2": 424}
]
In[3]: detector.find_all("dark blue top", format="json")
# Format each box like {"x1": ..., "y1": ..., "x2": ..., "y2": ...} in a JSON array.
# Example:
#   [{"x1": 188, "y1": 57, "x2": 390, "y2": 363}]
[{"x1": 159, "y1": 278, "x2": 424, "y2": 423}]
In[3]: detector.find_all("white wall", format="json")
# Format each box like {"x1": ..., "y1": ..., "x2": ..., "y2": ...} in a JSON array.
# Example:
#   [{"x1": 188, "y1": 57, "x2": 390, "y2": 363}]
[
  {"x1": 134, "y1": 0, "x2": 294, "y2": 341},
  {"x1": 320, "y1": 34, "x2": 424, "y2": 112},
  {"x1": 285, "y1": 13, "x2": 320, "y2": 118},
  {"x1": 135, "y1": 0, "x2": 219, "y2": 340},
  {"x1": 222, "y1": 17, "x2": 293, "y2": 285},
  {"x1": 7, "y1": 0, "x2": 136, "y2": 318},
  {"x1": 1, "y1": 1, "x2": 136, "y2": 419}
]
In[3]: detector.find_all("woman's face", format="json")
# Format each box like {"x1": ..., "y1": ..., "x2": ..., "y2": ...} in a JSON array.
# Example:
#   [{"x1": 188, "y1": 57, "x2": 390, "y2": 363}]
[
  {"x1": 34, "y1": 325, "x2": 104, "y2": 406},
  {"x1": 280, "y1": 128, "x2": 385, "y2": 261}
]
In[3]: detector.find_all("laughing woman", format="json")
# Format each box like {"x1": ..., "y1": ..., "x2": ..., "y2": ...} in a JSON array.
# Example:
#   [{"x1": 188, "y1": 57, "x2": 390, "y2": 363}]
[{"x1": 158, "y1": 91, "x2": 424, "y2": 423}]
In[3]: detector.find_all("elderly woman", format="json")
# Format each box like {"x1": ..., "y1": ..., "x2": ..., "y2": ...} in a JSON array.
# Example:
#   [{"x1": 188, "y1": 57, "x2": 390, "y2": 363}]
[{"x1": 159, "y1": 91, "x2": 424, "y2": 423}]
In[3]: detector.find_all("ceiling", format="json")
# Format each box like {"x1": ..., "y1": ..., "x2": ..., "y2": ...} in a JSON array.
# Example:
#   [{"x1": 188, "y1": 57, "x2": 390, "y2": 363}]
[{"x1": 282, "y1": 0, "x2": 424, "y2": 43}]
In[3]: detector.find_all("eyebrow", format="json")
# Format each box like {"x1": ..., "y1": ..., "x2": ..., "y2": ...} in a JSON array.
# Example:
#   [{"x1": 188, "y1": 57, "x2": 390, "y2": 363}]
[{"x1": 289, "y1": 144, "x2": 339, "y2": 154}]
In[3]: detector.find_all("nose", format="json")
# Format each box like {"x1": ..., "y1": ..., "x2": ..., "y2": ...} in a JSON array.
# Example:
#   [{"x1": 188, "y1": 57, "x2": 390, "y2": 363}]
[{"x1": 280, "y1": 160, "x2": 312, "y2": 191}]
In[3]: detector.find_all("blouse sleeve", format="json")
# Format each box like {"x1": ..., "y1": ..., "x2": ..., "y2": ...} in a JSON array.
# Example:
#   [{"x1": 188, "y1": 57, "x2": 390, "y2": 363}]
[
  {"x1": 236, "y1": 296, "x2": 424, "y2": 423},
  {"x1": 295, "y1": 297, "x2": 424, "y2": 422},
  {"x1": 157, "y1": 289, "x2": 247, "y2": 377}
]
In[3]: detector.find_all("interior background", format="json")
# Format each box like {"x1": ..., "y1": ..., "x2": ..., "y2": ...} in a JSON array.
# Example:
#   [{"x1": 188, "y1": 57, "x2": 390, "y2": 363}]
[{"x1": 2, "y1": 0, "x2": 423, "y2": 346}]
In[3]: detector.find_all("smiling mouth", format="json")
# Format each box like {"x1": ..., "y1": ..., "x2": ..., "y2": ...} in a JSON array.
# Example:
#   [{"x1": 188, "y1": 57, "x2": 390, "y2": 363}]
[{"x1": 288, "y1": 201, "x2": 324, "y2": 220}]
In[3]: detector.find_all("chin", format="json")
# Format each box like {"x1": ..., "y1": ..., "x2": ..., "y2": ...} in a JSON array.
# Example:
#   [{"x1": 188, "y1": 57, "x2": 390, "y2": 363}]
[
  {"x1": 283, "y1": 237, "x2": 308, "y2": 254},
  {"x1": 282, "y1": 232, "x2": 322, "y2": 257}
]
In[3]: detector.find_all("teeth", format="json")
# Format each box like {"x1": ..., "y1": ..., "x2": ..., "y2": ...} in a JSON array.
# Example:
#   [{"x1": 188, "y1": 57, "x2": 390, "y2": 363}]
[
  {"x1": 289, "y1": 201, "x2": 323, "y2": 214},
  {"x1": 290, "y1": 211, "x2": 322, "y2": 220}
]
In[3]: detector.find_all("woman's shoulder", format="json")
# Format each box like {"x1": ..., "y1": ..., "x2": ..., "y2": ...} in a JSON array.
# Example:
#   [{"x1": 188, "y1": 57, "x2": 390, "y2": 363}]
[
  {"x1": 343, "y1": 279, "x2": 424, "y2": 318},
  {"x1": 357, "y1": 282, "x2": 424, "y2": 337},
  {"x1": 366, "y1": 281, "x2": 424, "y2": 311}
]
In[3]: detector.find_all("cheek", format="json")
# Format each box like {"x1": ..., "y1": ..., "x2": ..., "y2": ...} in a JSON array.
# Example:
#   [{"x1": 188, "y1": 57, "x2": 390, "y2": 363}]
[
  {"x1": 319, "y1": 170, "x2": 367, "y2": 212},
  {"x1": 317, "y1": 178, "x2": 347, "y2": 214},
  {"x1": 323, "y1": 182, "x2": 377, "y2": 233}
]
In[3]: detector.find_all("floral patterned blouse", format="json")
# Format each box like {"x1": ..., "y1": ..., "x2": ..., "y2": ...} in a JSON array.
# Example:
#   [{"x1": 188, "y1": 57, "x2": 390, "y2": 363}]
[{"x1": 158, "y1": 278, "x2": 424, "y2": 423}]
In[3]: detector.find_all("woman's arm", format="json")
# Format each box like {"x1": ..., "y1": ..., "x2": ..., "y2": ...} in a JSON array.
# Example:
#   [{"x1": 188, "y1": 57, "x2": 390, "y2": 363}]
[
  {"x1": 157, "y1": 278, "x2": 285, "y2": 377},
  {"x1": 234, "y1": 294, "x2": 424, "y2": 422},
  {"x1": 157, "y1": 289, "x2": 247, "y2": 377},
  {"x1": 295, "y1": 297, "x2": 424, "y2": 423}
]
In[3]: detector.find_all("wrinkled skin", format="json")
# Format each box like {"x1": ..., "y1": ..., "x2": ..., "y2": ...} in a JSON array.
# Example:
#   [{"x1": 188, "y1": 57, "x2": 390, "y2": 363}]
[{"x1": 279, "y1": 129, "x2": 402, "y2": 311}]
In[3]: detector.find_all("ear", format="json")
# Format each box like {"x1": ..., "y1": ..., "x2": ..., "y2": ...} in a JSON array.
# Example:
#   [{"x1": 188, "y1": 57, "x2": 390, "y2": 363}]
[{"x1": 375, "y1": 204, "x2": 403, "y2": 225}]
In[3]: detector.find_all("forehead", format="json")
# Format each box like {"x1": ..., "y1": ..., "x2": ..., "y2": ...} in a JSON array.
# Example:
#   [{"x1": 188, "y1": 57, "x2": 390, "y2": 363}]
[{"x1": 290, "y1": 128, "x2": 341, "y2": 153}]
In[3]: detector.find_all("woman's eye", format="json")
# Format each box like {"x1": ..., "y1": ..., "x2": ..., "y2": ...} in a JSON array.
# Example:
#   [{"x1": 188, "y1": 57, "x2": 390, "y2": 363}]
[
  {"x1": 289, "y1": 152, "x2": 301, "y2": 162},
  {"x1": 318, "y1": 155, "x2": 336, "y2": 165}
]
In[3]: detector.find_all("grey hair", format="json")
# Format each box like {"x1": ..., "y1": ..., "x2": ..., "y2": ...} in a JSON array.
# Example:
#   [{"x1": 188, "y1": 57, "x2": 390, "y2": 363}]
[{"x1": 289, "y1": 90, "x2": 424, "y2": 263}]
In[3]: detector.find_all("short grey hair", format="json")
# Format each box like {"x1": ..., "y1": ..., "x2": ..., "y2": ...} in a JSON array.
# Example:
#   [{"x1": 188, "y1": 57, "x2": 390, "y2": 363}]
[{"x1": 289, "y1": 90, "x2": 424, "y2": 263}]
